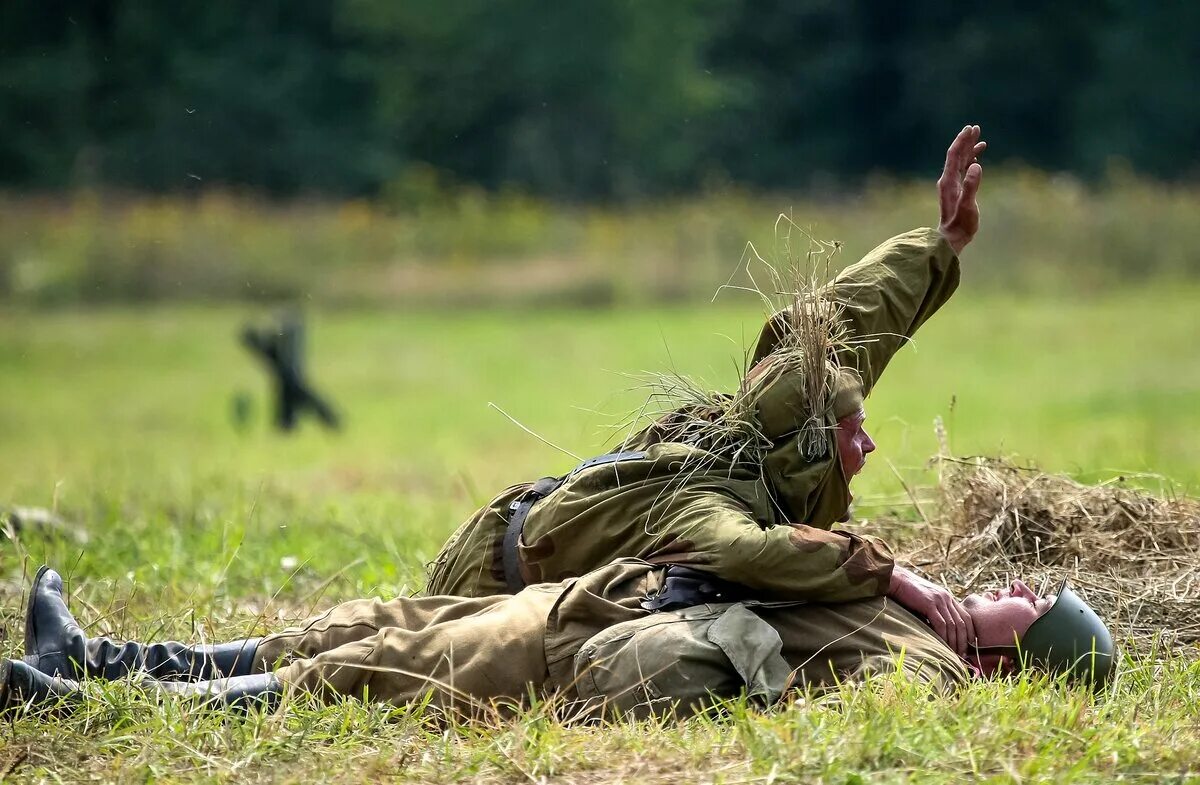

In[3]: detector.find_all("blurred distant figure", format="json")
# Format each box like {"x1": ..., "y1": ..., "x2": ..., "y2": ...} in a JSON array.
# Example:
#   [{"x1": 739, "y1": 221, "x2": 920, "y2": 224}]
[{"x1": 241, "y1": 312, "x2": 340, "y2": 433}]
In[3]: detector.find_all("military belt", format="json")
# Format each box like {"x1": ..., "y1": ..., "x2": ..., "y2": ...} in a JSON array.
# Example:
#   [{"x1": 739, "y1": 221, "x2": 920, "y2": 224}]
[
  {"x1": 501, "y1": 450, "x2": 647, "y2": 594},
  {"x1": 640, "y1": 565, "x2": 749, "y2": 612}
]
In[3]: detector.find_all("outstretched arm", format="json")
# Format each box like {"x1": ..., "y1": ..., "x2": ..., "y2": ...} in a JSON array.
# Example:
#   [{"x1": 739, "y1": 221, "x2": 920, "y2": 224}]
[{"x1": 752, "y1": 126, "x2": 986, "y2": 399}]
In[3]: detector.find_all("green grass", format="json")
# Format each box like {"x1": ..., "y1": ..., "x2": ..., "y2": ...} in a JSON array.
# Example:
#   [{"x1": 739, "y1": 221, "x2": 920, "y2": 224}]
[{"x1": 2, "y1": 289, "x2": 1199, "y2": 782}]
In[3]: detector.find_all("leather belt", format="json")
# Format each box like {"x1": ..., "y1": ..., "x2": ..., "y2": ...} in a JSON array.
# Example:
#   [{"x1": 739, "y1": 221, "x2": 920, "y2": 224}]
[{"x1": 500, "y1": 450, "x2": 646, "y2": 593}]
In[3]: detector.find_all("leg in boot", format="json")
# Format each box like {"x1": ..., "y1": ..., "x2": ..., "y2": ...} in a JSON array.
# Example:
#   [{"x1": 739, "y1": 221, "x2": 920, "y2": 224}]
[
  {"x1": 0, "y1": 658, "x2": 80, "y2": 715},
  {"x1": 81, "y1": 637, "x2": 265, "y2": 681},
  {"x1": 3, "y1": 657, "x2": 277, "y2": 715},
  {"x1": 24, "y1": 565, "x2": 264, "y2": 680},
  {"x1": 152, "y1": 673, "x2": 283, "y2": 711}
]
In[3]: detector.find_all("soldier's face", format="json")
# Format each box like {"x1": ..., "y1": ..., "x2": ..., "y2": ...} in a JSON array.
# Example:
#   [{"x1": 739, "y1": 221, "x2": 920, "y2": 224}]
[
  {"x1": 962, "y1": 580, "x2": 1056, "y2": 673},
  {"x1": 835, "y1": 408, "x2": 876, "y2": 480}
]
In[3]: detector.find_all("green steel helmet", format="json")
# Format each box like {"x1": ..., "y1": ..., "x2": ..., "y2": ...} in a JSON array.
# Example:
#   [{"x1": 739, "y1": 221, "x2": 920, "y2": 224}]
[
  {"x1": 1019, "y1": 580, "x2": 1116, "y2": 685},
  {"x1": 978, "y1": 579, "x2": 1116, "y2": 686}
]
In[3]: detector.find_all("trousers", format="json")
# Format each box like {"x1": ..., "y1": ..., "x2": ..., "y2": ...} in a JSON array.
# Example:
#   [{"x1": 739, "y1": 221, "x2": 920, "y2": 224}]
[{"x1": 251, "y1": 560, "x2": 967, "y2": 715}]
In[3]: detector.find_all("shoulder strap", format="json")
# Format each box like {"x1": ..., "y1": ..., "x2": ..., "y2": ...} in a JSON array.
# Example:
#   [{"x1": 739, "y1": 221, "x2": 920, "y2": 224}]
[
  {"x1": 501, "y1": 476, "x2": 562, "y2": 593},
  {"x1": 568, "y1": 450, "x2": 647, "y2": 477},
  {"x1": 500, "y1": 450, "x2": 648, "y2": 594}
]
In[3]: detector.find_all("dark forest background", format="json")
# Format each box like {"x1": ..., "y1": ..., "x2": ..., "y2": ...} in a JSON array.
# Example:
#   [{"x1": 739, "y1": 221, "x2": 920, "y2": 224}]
[{"x1": 3, "y1": 0, "x2": 1198, "y2": 200}]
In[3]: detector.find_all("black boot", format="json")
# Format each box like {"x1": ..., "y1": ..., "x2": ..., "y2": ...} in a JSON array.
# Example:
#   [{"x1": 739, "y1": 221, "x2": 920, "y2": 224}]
[
  {"x1": 152, "y1": 673, "x2": 283, "y2": 711},
  {"x1": 24, "y1": 565, "x2": 264, "y2": 681},
  {"x1": 0, "y1": 658, "x2": 79, "y2": 714},
  {"x1": 2, "y1": 659, "x2": 282, "y2": 715}
]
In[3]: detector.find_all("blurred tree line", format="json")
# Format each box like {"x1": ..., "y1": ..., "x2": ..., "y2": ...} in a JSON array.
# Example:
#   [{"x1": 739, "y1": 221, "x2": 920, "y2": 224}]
[{"x1": 2, "y1": 0, "x2": 1197, "y2": 200}]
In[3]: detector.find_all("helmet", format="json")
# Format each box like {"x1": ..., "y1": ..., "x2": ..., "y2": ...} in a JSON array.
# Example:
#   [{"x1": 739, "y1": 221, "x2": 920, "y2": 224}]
[
  {"x1": 976, "y1": 579, "x2": 1116, "y2": 686},
  {"x1": 1020, "y1": 580, "x2": 1116, "y2": 685}
]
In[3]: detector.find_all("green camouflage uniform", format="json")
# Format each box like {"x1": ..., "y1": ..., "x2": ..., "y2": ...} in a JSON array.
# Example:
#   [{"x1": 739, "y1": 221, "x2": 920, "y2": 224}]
[{"x1": 425, "y1": 228, "x2": 959, "y2": 603}]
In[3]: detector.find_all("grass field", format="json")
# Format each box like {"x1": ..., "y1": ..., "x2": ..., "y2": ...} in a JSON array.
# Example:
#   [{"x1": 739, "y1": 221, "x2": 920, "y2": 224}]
[{"x1": 2, "y1": 285, "x2": 1200, "y2": 781}]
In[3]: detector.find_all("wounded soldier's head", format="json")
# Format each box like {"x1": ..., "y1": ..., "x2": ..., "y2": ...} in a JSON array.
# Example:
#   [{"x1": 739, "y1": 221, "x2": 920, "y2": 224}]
[{"x1": 962, "y1": 578, "x2": 1116, "y2": 685}]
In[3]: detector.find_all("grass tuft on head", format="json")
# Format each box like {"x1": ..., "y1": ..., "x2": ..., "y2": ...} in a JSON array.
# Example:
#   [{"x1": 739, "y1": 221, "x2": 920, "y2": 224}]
[{"x1": 617, "y1": 215, "x2": 851, "y2": 470}]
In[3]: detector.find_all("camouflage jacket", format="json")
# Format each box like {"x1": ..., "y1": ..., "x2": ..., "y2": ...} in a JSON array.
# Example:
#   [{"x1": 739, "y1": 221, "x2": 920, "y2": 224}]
[{"x1": 424, "y1": 228, "x2": 959, "y2": 601}]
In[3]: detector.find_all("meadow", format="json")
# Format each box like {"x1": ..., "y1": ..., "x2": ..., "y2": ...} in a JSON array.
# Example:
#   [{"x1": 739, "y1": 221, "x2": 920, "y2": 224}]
[{"x1": 2, "y1": 182, "x2": 1200, "y2": 782}]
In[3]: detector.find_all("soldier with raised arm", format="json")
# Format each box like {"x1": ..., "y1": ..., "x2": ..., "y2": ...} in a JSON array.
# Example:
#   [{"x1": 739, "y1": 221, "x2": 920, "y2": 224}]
[
  {"x1": 426, "y1": 126, "x2": 988, "y2": 658},
  {"x1": 6, "y1": 127, "x2": 1093, "y2": 722}
]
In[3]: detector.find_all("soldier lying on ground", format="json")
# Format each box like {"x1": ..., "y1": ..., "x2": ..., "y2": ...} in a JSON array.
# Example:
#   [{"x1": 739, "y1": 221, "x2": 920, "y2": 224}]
[
  {"x1": 2, "y1": 561, "x2": 1113, "y2": 715},
  {"x1": 426, "y1": 126, "x2": 988, "y2": 659}
]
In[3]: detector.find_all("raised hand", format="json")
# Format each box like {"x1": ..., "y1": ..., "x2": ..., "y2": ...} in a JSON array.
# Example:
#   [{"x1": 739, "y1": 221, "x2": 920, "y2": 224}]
[{"x1": 937, "y1": 125, "x2": 986, "y2": 255}]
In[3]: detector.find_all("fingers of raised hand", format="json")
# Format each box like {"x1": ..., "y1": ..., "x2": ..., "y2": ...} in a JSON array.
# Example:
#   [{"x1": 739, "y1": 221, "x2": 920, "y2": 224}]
[
  {"x1": 963, "y1": 162, "x2": 983, "y2": 200},
  {"x1": 945, "y1": 126, "x2": 984, "y2": 180},
  {"x1": 943, "y1": 126, "x2": 973, "y2": 177},
  {"x1": 958, "y1": 127, "x2": 983, "y2": 177},
  {"x1": 938, "y1": 165, "x2": 962, "y2": 222}
]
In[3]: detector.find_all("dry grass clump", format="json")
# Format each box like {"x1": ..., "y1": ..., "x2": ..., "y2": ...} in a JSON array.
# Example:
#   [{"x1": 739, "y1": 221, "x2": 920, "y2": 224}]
[
  {"x1": 617, "y1": 215, "x2": 847, "y2": 467},
  {"x1": 907, "y1": 450, "x2": 1200, "y2": 648}
]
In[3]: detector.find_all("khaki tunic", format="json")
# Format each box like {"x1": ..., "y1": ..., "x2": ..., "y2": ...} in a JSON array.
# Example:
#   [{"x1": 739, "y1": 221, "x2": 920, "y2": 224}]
[
  {"x1": 424, "y1": 228, "x2": 959, "y2": 604},
  {"x1": 427, "y1": 445, "x2": 895, "y2": 603},
  {"x1": 253, "y1": 560, "x2": 966, "y2": 715}
]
